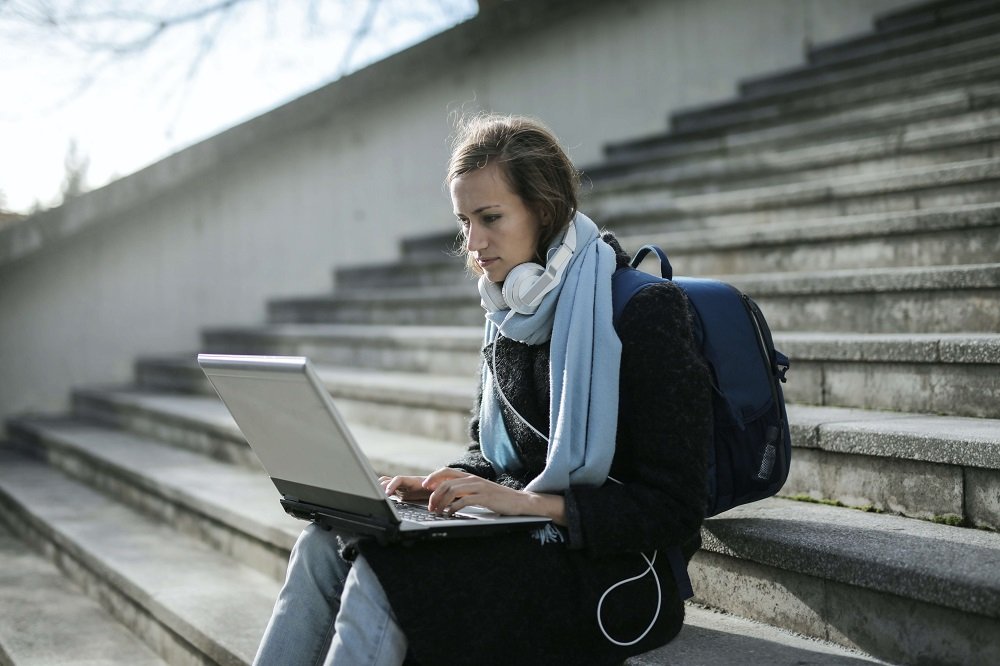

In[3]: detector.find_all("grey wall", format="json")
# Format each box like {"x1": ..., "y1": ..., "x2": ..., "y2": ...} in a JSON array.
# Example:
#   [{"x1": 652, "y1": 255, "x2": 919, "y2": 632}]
[{"x1": 0, "y1": 0, "x2": 914, "y2": 423}]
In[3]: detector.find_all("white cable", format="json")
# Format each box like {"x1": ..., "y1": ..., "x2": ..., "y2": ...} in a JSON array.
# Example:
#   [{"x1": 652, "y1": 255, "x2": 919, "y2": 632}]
[
  {"x1": 597, "y1": 550, "x2": 661, "y2": 647},
  {"x1": 491, "y1": 341, "x2": 549, "y2": 442}
]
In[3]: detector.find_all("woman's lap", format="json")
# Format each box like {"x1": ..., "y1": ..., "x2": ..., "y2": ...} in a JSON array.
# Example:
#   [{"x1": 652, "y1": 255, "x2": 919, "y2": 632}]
[
  {"x1": 255, "y1": 524, "x2": 682, "y2": 666},
  {"x1": 356, "y1": 531, "x2": 683, "y2": 665}
]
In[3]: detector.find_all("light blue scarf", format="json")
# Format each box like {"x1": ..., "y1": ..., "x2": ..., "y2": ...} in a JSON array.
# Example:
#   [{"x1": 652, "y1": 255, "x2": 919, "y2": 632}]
[{"x1": 479, "y1": 212, "x2": 621, "y2": 493}]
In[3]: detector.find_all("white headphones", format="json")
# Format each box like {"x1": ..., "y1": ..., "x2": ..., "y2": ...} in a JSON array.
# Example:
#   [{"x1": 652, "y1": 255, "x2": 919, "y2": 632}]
[{"x1": 478, "y1": 221, "x2": 578, "y2": 315}]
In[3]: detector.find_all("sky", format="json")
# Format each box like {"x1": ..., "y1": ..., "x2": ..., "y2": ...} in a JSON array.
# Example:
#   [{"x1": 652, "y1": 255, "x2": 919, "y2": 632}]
[{"x1": 0, "y1": 0, "x2": 478, "y2": 214}]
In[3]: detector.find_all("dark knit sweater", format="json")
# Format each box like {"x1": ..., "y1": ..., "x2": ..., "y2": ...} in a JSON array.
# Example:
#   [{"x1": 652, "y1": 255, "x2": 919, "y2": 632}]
[{"x1": 358, "y1": 233, "x2": 712, "y2": 665}]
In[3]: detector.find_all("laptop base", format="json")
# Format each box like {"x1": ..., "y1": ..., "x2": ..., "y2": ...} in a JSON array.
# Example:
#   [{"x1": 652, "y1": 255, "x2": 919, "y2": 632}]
[{"x1": 280, "y1": 497, "x2": 550, "y2": 544}]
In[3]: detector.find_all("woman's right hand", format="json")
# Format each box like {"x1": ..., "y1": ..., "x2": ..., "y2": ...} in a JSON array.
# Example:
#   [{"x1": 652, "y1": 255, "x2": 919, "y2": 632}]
[
  {"x1": 379, "y1": 475, "x2": 431, "y2": 502},
  {"x1": 381, "y1": 467, "x2": 474, "y2": 503}
]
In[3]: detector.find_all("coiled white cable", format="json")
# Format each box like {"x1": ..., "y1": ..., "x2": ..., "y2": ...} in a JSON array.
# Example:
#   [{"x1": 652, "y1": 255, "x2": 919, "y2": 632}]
[{"x1": 596, "y1": 550, "x2": 661, "y2": 647}]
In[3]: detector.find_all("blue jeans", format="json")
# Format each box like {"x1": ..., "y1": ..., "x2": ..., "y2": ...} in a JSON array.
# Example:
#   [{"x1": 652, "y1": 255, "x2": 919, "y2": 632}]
[{"x1": 253, "y1": 523, "x2": 409, "y2": 666}]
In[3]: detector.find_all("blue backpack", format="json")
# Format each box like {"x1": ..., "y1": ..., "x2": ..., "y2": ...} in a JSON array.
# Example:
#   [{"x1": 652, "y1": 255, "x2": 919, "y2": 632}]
[{"x1": 612, "y1": 245, "x2": 791, "y2": 597}]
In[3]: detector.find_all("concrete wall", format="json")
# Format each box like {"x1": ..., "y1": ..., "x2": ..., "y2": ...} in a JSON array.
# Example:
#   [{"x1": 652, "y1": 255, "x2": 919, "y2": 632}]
[{"x1": 0, "y1": 0, "x2": 915, "y2": 424}]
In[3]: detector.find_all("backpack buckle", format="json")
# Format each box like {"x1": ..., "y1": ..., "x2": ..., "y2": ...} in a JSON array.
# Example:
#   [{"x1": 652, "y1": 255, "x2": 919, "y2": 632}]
[{"x1": 775, "y1": 351, "x2": 790, "y2": 384}]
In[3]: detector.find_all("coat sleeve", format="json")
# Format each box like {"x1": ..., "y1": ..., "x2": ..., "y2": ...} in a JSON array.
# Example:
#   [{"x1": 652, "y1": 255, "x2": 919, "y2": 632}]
[{"x1": 564, "y1": 282, "x2": 711, "y2": 555}]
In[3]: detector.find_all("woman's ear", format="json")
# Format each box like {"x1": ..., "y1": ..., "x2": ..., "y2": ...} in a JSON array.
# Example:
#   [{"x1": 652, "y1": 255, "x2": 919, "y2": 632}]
[{"x1": 538, "y1": 206, "x2": 552, "y2": 226}]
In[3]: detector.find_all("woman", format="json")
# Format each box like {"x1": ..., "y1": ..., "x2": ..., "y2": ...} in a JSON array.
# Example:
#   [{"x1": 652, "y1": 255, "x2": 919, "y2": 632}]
[{"x1": 253, "y1": 114, "x2": 712, "y2": 666}]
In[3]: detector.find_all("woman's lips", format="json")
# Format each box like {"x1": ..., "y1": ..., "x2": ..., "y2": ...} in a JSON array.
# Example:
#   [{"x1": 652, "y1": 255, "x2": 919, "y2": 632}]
[{"x1": 477, "y1": 257, "x2": 498, "y2": 269}]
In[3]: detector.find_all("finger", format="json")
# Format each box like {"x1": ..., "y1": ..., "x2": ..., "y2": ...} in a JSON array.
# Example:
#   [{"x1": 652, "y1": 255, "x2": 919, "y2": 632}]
[
  {"x1": 427, "y1": 481, "x2": 457, "y2": 513},
  {"x1": 443, "y1": 495, "x2": 474, "y2": 515},
  {"x1": 423, "y1": 467, "x2": 470, "y2": 488},
  {"x1": 384, "y1": 476, "x2": 408, "y2": 496},
  {"x1": 423, "y1": 469, "x2": 451, "y2": 489},
  {"x1": 429, "y1": 478, "x2": 480, "y2": 513}
]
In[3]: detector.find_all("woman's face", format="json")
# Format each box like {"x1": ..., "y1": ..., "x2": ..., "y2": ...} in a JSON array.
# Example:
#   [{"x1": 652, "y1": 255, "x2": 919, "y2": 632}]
[{"x1": 451, "y1": 164, "x2": 544, "y2": 284}]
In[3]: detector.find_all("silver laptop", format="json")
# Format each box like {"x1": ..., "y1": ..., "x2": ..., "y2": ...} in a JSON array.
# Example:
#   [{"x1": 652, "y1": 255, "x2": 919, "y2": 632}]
[{"x1": 197, "y1": 354, "x2": 550, "y2": 542}]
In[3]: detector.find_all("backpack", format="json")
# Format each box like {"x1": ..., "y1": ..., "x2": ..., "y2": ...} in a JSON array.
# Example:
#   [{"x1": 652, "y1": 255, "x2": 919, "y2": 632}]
[{"x1": 611, "y1": 245, "x2": 791, "y2": 597}]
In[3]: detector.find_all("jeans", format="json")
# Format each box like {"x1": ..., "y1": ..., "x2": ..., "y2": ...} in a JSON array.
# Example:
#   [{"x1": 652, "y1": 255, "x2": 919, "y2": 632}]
[{"x1": 253, "y1": 523, "x2": 409, "y2": 666}]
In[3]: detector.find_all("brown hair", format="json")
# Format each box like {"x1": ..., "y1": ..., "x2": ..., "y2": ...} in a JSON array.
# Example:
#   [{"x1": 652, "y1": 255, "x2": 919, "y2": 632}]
[{"x1": 447, "y1": 113, "x2": 580, "y2": 275}]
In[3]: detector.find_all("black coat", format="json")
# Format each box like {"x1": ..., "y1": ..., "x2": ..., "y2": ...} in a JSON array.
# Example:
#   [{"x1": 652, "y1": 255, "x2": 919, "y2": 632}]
[{"x1": 357, "y1": 236, "x2": 712, "y2": 665}]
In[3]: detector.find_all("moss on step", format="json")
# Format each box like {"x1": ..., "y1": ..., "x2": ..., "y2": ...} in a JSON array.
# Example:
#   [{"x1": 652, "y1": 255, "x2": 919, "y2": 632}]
[{"x1": 780, "y1": 494, "x2": 998, "y2": 532}]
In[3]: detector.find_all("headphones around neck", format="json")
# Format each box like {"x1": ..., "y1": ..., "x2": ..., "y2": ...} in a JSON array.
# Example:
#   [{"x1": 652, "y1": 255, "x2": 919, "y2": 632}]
[{"x1": 478, "y1": 221, "x2": 578, "y2": 315}]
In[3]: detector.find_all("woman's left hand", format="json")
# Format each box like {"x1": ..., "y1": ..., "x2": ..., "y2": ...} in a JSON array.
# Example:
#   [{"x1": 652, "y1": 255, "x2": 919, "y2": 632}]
[{"x1": 423, "y1": 468, "x2": 566, "y2": 525}]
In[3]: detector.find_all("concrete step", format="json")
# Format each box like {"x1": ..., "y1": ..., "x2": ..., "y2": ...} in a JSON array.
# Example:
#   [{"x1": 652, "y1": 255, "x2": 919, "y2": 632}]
[
  {"x1": 669, "y1": 32, "x2": 1000, "y2": 136},
  {"x1": 70, "y1": 379, "x2": 469, "y2": 463},
  {"x1": 610, "y1": 62, "x2": 1000, "y2": 161},
  {"x1": 336, "y1": 251, "x2": 467, "y2": 289},
  {"x1": 638, "y1": 604, "x2": 884, "y2": 665},
  {"x1": 399, "y1": 230, "x2": 464, "y2": 262},
  {"x1": 0, "y1": 448, "x2": 279, "y2": 666},
  {"x1": 738, "y1": 8, "x2": 1000, "y2": 100},
  {"x1": 812, "y1": 0, "x2": 1000, "y2": 67},
  {"x1": 665, "y1": 53, "x2": 1000, "y2": 150},
  {"x1": 198, "y1": 323, "x2": 482, "y2": 376},
  {"x1": 784, "y1": 404, "x2": 1000, "y2": 530},
  {"x1": 5, "y1": 416, "x2": 300, "y2": 582},
  {"x1": 778, "y1": 331, "x2": 1000, "y2": 418},
  {"x1": 0, "y1": 520, "x2": 168, "y2": 666},
  {"x1": 343, "y1": 203, "x2": 1000, "y2": 292},
  {"x1": 269, "y1": 263, "x2": 1000, "y2": 334},
  {"x1": 308, "y1": 366, "x2": 474, "y2": 444},
  {"x1": 693, "y1": 497, "x2": 1000, "y2": 664},
  {"x1": 135, "y1": 357, "x2": 478, "y2": 444},
  {"x1": 589, "y1": 157, "x2": 1000, "y2": 229},
  {"x1": 71, "y1": 385, "x2": 264, "y2": 468},
  {"x1": 595, "y1": 84, "x2": 1000, "y2": 179},
  {"x1": 0, "y1": 448, "x2": 887, "y2": 666},
  {"x1": 870, "y1": 0, "x2": 1000, "y2": 37},
  {"x1": 266, "y1": 282, "x2": 480, "y2": 327},
  {"x1": 595, "y1": 105, "x2": 1000, "y2": 197},
  {"x1": 739, "y1": 263, "x2": 1000, "y2": 334},
  {"x1": 618, "y1": 203, "x2": 1000, "y2": 275}
]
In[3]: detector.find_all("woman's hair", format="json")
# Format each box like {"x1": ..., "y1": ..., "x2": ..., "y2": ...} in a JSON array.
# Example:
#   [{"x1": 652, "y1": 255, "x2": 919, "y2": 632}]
[{"x1": 447, "y1": 113, "x2": 581, "y2": 275}]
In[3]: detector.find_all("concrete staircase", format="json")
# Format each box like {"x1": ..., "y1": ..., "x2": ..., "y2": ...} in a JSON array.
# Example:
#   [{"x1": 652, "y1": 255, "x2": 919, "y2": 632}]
[{"x1": 3, "y1": 0, "x2": 999, "y2": 663}]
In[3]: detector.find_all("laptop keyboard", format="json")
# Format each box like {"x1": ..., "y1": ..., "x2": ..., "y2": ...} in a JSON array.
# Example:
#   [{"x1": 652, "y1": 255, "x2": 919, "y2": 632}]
[{"x1": 395, "y1": 503, "x2": 466, "y2": 522}]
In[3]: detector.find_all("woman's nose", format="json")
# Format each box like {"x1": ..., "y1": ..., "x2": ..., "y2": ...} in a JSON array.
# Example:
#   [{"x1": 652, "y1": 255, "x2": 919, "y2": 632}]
[{"x1": 465, "y1": 223, "x2": 486, "y2": 252}]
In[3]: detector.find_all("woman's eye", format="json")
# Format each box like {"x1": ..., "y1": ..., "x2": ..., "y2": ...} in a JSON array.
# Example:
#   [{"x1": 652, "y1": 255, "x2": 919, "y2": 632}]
[{"x1": 483, "y1": 215, "x2": 499, "y2": 224}]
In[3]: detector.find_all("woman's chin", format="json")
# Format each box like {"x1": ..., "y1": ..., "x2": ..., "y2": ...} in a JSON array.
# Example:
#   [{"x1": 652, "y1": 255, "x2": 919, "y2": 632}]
[{"x1": 483, "y1": 269, "x2": 508, "y2": 284}]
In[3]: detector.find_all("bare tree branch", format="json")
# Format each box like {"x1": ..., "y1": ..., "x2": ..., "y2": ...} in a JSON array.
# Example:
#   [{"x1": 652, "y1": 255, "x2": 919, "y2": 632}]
[
  {"x1": 338, "y1": 0, "x2": 383, "y2": 77},
  {"x1": 164, "y1": 3, "x2": 236, "y2": 139},
  {"x1": 5, "y1": 0, "x2": 256, "y2": 55}
]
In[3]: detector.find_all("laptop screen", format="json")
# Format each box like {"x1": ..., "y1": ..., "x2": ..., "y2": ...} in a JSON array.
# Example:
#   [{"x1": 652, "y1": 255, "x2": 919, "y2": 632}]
[{"x1": 198, "y1": 355, "x2": 385, "y2": 501}]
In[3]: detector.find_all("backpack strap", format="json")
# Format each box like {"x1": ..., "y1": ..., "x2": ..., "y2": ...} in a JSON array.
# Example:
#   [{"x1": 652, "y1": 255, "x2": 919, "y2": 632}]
[
  {"x1": 664, "y1": 547, "x2": 694, "y2": 600},
  {"x1": 611, "y1": 245, "x2": 695, "y2": 601},
  {"x1": 611, "y1": 266, "x2": 666, "y2": 326},
  {"x1": 611, "y1": 242, "x2": 674, "y2": 327},
  {"x1": 630, "y1": 245, "x2": 673, "y2": 279}
]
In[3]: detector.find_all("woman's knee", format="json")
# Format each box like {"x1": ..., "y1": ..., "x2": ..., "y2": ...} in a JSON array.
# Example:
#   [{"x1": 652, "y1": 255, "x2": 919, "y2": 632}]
[{"x1": 288, "y1": 523, "x2": 350, "y2": 584}]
